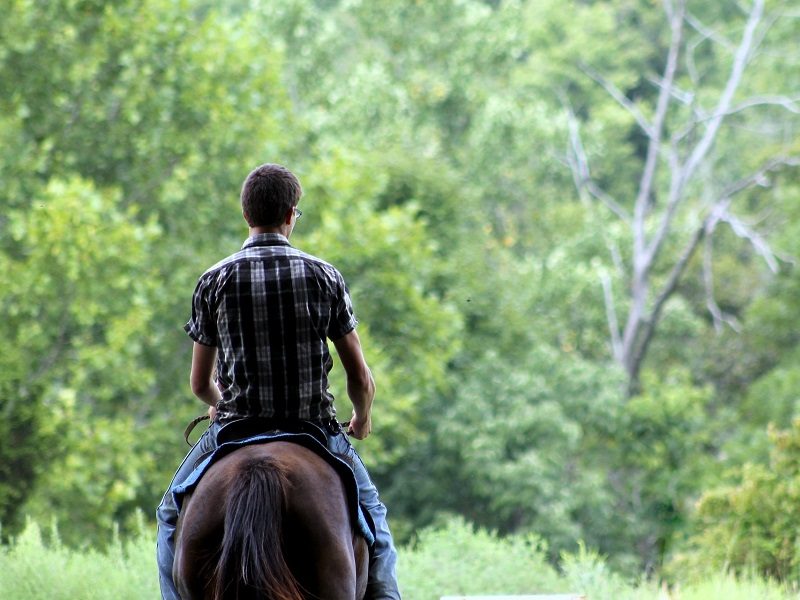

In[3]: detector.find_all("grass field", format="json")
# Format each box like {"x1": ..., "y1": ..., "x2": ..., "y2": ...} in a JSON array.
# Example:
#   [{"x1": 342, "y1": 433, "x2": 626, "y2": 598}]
[{"x1": 1, "y1": 518, "x2": 796, "y2": 599}]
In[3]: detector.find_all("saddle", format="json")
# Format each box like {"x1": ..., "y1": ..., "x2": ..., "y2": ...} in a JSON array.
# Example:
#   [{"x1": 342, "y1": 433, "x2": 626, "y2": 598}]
[
  {"x1": 217, "y1": 416, "x2": 330, "y2": 447},
  {"x1": 173, "y1": 417, "x2": 376, "y2": 547}
]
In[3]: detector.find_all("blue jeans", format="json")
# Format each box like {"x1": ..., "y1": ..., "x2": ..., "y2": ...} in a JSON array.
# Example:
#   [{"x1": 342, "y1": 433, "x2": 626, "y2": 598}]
[{"x1": 155, "y1": 421, "x2": 401, "y2": 600}]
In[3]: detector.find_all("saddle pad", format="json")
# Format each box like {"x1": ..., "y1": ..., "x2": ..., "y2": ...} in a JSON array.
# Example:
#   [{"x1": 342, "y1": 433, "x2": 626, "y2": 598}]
[{"x1": 172, "y1": 431, "x2": 375, "y2": 547}]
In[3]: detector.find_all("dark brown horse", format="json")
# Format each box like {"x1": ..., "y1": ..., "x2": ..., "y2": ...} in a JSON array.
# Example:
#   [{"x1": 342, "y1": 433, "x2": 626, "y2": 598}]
[{"x1": 173, "y1": 441, "x2": 369, "y2": 600}]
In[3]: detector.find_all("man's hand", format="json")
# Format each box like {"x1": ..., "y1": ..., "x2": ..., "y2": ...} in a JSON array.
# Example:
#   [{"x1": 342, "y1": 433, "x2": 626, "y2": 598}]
[{"x1": 348, "y1": 410, "x2": 372, "y2": 440}]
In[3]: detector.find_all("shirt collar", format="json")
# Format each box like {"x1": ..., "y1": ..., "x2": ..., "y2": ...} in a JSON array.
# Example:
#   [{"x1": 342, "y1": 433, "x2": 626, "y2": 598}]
[{"x1": 241, "y1": 232, "x2": 292, "y2": 249}]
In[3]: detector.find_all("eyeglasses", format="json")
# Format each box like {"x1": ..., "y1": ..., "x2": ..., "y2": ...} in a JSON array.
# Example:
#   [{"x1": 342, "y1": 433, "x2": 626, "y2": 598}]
[{"x1": 294, "y1": 207, "x2": 303, "y2": 220}]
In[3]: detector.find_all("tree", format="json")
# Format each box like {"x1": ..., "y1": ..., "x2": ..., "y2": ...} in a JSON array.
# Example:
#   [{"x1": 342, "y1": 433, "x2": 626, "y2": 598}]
[
  {"x1": 565, "y1": 0, "x2": 800, "y2": 393},
  {"x1": 1, "y1": 0, "x2": 473, "y2": 540},
  {"x1": 0, "y1": 0, "x2": 293, "y2": 538},
  {"x1": 294, "y1": 150, "x2": 465, "y2": 469},
  {"x1": 0, "y1": 178, "x2": 159, "y2": 536}
]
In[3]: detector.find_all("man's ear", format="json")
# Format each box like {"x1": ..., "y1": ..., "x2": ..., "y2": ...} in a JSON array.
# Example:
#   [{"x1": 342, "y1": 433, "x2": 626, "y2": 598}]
[
  {"x1": 242, "y1": 209, "x2": 251, "y2": 225},
  {"x1": 284, "y1": 207, "x2": 295, "y2": 225}
]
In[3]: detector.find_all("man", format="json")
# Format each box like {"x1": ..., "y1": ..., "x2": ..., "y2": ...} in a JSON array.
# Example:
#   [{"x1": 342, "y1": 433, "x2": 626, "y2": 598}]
[{"x1": 156, "y1": 163, "x2": 401, "y2": 600}]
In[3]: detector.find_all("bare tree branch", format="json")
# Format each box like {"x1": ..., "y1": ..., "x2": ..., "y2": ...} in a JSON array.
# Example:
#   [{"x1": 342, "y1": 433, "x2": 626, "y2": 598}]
[
  {"x1": 587, "y1": 183, "x2": 629, "y2": 221},
  {"x1": 684, "y1": 11, "x2": 738, "y2": 88},
  {"x1": 720, "y1": 212, "x2": 780, "y2": 272},
  {"x1": 726, "y1": 94, "x2": 800, "y2": 115},
  {"x1": 721, "y1": 155, "x2": 800, "y2": 198},
  {"x1": 663, "y1": 0, "x2": 675, "y2": 20},
  {"x1": 609, "y1": 236, "x2": 625, "y2": 276},
  {"x1": 645, "y1": 73, "x2": 696, "y2": 106},
  {"x1": 567, "y1": 0, "x2": 793, "y2": 393},
  {"x1": 601, "y1": 271, "x2": 624, "y2": 363},
  {"x1": 685, "y1": 12, "x2": 735, "y2": 51},
  {"x1": 617, "y1": 0, "x2": 687, "y2": 382},
  {"x1": 643, "y1": 168, "x2": 684, "y2": 269},
  {"x1": 633, "y1": 0, "x2": 686, "y2": 230},
  {"x1": 627, "y1": 208, "x2": 715, "y2": 385},
  {"x1": 681, "y1": 0, "x2": 765, "y2": 183},
  {"x1": 563, "y1": 101, "x2": 632, "y2": 222},
  {"x1": 750, "y1": 8, "x2": 782, "y2": 57},
  {"x1": 672, "y1": 114, "x2": 701, "y2": 144},
  {"x1": 644, "y1": 0, "x2": 766, "y2": 273},
  {"x1": 703, "y1": 235, "x2": 742, "y2": 333},
  {"x1": 679, "y1": 95, "x2": 800, "y2": 127},
  {"x1": 579, "y1": 62, "x2": 654, "y2": 136},
  {"x1": 643, "y1": 155, "x2": 794, "y2": 346},
  {"x1": 629, "y1": 192, "x2": 742, "y2": 386}
]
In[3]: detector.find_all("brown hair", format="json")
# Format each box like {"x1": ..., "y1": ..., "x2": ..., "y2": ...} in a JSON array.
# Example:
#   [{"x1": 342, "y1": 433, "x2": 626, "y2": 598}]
[{"x1": 240, "y1": 164, "x2": 302, "y2": 227}]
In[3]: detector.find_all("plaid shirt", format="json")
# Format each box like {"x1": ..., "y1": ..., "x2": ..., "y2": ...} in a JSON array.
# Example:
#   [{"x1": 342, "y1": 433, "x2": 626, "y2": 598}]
[{"x1": 184, "y1": 233, "x2": 358, "y2": 422}]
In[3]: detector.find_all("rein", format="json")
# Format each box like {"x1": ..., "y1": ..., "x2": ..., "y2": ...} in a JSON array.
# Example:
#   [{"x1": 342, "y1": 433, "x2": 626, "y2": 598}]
[{"x1": 184, "y1": 414, "x2": 210, "y2": 446}]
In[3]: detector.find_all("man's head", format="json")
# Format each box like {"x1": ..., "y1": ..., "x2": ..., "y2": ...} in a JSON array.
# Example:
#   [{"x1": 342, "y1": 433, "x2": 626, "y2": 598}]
[{"x1": 240, "y1": 163, "x2": 302, "y2": 228}]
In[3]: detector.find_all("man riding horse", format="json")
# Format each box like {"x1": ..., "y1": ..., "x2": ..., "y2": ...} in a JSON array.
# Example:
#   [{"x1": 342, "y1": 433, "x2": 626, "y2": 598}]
[{"x1": 156, "y1": 163, "x2": 401, "y2": 599}]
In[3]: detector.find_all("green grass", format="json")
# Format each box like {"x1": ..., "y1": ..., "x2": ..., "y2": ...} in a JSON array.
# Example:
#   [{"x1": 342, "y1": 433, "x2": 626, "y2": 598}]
[
  {"x1": 1, "y1": 518, "x2": 797, "y2": 599},
  {"x1": 0, "y1": 518, "x2": 157, "y2": 600}
]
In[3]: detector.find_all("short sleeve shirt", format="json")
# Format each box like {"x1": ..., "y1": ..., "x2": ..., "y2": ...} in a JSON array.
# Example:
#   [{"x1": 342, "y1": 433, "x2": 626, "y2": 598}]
[{"x1": 184, "y1": 233, "x2": 358, "y2": 422}]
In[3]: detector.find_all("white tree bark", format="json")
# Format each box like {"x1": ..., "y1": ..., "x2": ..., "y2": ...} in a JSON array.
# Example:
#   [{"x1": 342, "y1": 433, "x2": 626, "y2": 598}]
[{"x1": 565, "y1": 0, "x2": 798, "y2": 393}]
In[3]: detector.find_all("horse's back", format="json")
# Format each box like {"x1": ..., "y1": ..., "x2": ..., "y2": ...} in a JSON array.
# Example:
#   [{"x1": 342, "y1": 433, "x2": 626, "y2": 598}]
[{"x1": 174, "y1": 441, "x2": 368, "y2": 600}]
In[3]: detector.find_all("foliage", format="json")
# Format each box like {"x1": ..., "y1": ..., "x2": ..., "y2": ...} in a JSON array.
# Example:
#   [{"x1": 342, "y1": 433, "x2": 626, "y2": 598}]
[
  {"x1": 602, "y1": 370, "x2": 720, "y2": 571},
  {"x1": 0, "y1": 517, "x2": 155, "y2": 600},
  {"x1": 560, "y1": 544, "x2": 644, "y2": 600},
  {"x1": 401, "y1": 518, "x2": 564, "y2": 598},
  {"x1": 1, "y1": 0, "x2": 799, "y2": 583},
  {"x1": 0, "y1": 178, "x2": 160, "y2": 534},
  {"x1": 297, "y1": 150, "x2": 465, "y2": 468},
  {"x1": 393, "y1": 342, "x2": 626, "y2": 555},
  {"x1": 22, "y1": 414, "x2": 162, "y2": 546},
  {"x1": 674, "y1": 419, "x2": 800, "y2": 583},
  {"x1": 1, "y1": 519, "x2": 797, "y2": 600}
]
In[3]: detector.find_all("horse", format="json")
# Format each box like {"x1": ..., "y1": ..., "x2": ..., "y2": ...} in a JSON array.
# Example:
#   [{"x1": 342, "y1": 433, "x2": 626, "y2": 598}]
[{"x1": 173, "y1": 441, "x2": 369, "y2": 600}]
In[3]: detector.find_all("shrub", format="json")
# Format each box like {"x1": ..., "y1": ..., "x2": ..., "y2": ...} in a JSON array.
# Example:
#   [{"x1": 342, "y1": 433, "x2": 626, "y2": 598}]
[
  {"x1": 0, "y1": 517, "x2": 158, "y2": 600},
  {"x1": 674, "y1": 419, "x2": 800, "y2": 583}
]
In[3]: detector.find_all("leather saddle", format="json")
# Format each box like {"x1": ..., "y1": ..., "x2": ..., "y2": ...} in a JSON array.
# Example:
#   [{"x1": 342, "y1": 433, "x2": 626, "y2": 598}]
[{"x1": 216, "y1": 417, "x2": 330, "y2": 448}]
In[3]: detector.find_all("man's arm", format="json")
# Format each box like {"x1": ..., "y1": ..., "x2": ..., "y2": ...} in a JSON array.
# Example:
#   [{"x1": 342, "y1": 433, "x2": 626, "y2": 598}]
[
  {"x1": 190, "y1": 342, "x2": 221, "y2": 419},
  {"x1": 332, "y1": 329, "x2": 375, "y2": 440}
]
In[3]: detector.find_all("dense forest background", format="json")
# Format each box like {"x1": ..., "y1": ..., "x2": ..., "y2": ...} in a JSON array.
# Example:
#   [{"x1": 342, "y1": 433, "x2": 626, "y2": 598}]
[{"x1": 2, "y1": 0, "x2": 800, "y2": 587}]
